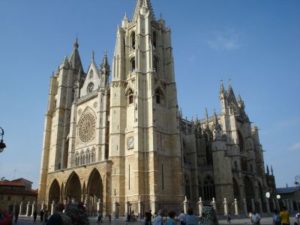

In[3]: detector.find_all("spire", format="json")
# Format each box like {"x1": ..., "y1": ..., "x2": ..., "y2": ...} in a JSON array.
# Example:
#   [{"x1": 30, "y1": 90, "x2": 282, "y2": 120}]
[
  {"x1": 266, "y1": 165, "x2": 270, "y2": 175},
  {"x1": 69, "y1": 38, "x2": 84, "y2": 72},
  {"x1": 271, "y1": 166, "x2": 274, "y2": 175},
  {"x1": 91, "y1": 51, "x2": 95, "y2": 64},
  {"x1": 100, "y1": 51, "x2": 110, "y2": 74},
  {"x1": 133, "y1": 0, "x2": 155, "y2": 21},
  {"x1": 205, "y1": 108, "x2": 209, "y2": 128}
]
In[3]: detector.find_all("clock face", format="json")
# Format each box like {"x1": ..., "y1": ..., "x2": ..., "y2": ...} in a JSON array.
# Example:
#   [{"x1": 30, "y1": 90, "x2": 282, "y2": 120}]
[{"x1": 127, "y1": 136, "x2": 134, "y2": 149}]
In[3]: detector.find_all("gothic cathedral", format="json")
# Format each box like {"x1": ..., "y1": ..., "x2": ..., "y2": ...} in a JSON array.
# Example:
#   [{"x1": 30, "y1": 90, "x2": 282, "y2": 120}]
[{"x1": 38, "y1": 0, "x2": 274, "y2": 216}]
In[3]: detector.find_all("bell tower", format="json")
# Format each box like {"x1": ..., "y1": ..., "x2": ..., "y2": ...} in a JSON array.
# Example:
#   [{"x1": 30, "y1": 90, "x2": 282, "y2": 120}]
[{"x1": 109, "y1": 0, "x2": 184, "y2": 214}]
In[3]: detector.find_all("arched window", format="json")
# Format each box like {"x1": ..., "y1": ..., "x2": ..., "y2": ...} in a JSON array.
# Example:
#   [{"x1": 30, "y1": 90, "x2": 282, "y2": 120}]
[
  {"x1": 153, "y1": 57, "x2": 159, "y2": 72},
  {"x1": 238, "y1": 130, "x2": 244, "y2": 152},
  {"x1": 131, "y1": 58, "x2": 136, "y2": 72},
  {"x1": 155, "y1": 88, "x2": 164, "y2": 104},
  {"x1": 185, "y1": 175, "x2": 191, "y2": 199},
  {"x1": 127, "y1": 89, "x2": 134, "y2": 104},
  {"x1": 131, "y1": 32, "x2": 136, "y2": 49},
  {"x1": 75, "y1": 152, "x2": 79, "y2": 166},
  {"x1": 91, "y1": 148, "x2": 96, "y2": 162},
  {"x1": 153, "y1": 31, "x2": 157, "y2": 48},
  {"x1": 203, "y1": 176, "x2": 215, "y2": 201},
  {"x1": 81, "y1": 151, "x2": 85, "y2": 165},
  {"x1": 86, "y1": 149, "x2": 90, "y2": 164}
]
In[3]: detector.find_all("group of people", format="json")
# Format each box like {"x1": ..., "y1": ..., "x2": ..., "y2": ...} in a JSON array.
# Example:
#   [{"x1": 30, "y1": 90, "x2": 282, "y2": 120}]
[
  {"x1": 248, "y1": 206, "x2": 300, "y2": 225},
  {"x1": 149, "y1": 206, "x2": 218, "y2": 225}
]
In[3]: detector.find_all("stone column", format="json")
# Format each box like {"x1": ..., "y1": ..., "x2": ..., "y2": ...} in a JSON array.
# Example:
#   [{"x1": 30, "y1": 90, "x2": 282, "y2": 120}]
[
  {"x1": 26, "y1": 201, "x2": 31, "y2": 216},
  {"x1": 251, "y1": 199, "x2": 255, "y2": 212},
  {"x1": 151, "y1": 198, "x2": 157, "y2": 215},
  {"x1": 272, "y1": 199, "x2": 276, "y2": 211},
  {"x1": 50, "y1": 201, "x2": 55, "y2": 215},
  {"x1": 265, "y1": 198, "x2": 270, "y2": 214},
  {"x1": 243, "y1": 198, "x2": 248, "y2": 215},
  {"x1": 198, "y1": 197, "x2": 203, "y2": 217},
  {"x1": 138, "y1": 199, "x2": 142, "y2": 219},
  {"x1": 212, "y1": 198, "x2": 216, "y2": 211},
  {"x1": 276, "y1": 199, "x2": 280, "y2": 210},
  {"x1": 223, "y1": 198, "x2": 228, "y2": 216},
  {"x1": 258, "y1": 199, "x2": 263, "y2": 214},
  {"x1": 234, "y1": 199, "x2": 239, "y2": 216},
  {"x1": 97, "y1": 199, "x2": 101, "y2": 213},
  {"x1": 31, "y1": 201, "x2": 36, "y2": 216},
  {"x1": 19, "y1": 202, "x2": 23, "y2": 216},
  {"x1": 183, "y1": 196, "x2": 188, "y2": 214}
]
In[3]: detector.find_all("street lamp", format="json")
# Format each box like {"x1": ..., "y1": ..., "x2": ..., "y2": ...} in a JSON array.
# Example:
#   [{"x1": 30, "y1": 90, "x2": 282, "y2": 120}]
[
  {"x1": 265, "y1": 192, "x2": 271, "y2": 213},
  {"x1": 0, "y1": 127, "x2": 6, "y2": 153}
]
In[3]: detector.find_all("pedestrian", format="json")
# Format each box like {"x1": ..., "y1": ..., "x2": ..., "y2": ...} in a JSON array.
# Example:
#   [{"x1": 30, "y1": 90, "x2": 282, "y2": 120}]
[
  {"x1": 178, "y1": 210, "x2": 186, "y2": 225},
  {"x1": 250, "y1": 211, "x2": 261, "y2": 225},
  {"x1": 280, "y1": 206, "x2": 290, "y2": 225},
  {"x1": 153, "y1": 209, "x2": 164, "y2": 225},
  {"x1": 165, "y1": 211, "x2": 176, "y2": 225},
  {"x1": 185, "y1": 208, "x2": 198, "y2": 225},
  {"x1": 199, "y1": 205, "x2": 219, "y2": 225},
  {"x1": 272, "y1": 210, "x2": 281, "y2": 225},
  {"x1": 40, "y1": 209, "x2": 45, "y2": 222},
  {"x1": 44, "y1": 210, "x2": 49, "y2": 224},
  {"x1": 227, "y1": 212, "x2": 232, "y2": 224},
  {"x1": 46, "y1": 204, "x2": 64, "y2": 225},
  {"x1": 14, "y1": 207, "x2": 19, "y2": 224},
  {"x1": 97, "y1": 211, "x2": 103, "y2": 224},
  {"x1": 144, "y1": 210, "x2": 152, "y2": 225},
  {"x1": 33, "y1": 210, "x2": 38, "y2": 223},
  {"x1": 296, "y1": 211, "x2": 300, "y2": 225}
]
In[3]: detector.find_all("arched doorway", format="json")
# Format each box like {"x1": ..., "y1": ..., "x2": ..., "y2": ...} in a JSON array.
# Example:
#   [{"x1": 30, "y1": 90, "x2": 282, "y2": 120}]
[
  {"x1": 244, "y1": 176, "x2": 255, "y2": 212},
  {"x1": 233, "y1": 178, "x2": 240, "y2": 200},
  {"x1": 49, "y1": 179, "x2": 60, "y2": 205},
  {"x1": 87, "y1": 169, "x2": 103, "y2": 215},
  {"x1": 65, "y1": 172, "x2": 81, "y2": 203}
]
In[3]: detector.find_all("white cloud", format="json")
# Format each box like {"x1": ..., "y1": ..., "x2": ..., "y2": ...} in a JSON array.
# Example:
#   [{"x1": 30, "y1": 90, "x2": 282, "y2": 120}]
[
  {"x1": 290, "y1": 142, "x2": 300, "y2": 151},
  {"x1": 207, "y1": 29, "x2": 241, "y2": 51}
]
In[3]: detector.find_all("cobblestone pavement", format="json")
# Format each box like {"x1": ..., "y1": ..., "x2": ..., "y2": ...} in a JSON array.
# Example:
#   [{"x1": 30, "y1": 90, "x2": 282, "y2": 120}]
[{"x1": 15, "y1": 215, "x2": 298, "y2": 225}]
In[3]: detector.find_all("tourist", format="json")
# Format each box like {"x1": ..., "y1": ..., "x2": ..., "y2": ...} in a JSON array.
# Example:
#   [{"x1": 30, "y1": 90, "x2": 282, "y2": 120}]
[
  {"x1": 272, "y1": 210, "x2": 281, "y2": 225},
  {"x1": 33, "y1": 210, "x2": 38, "y2": 223},
  {"x1": 40, "y1": 209, "x2": 45, "y2": 222},
  {"x1": 250, "y1": 211, "x2": 261, "y2": 225},
  {"x1": 144, "y1": 210, "x2": 152, "y2": 225},
  {"x1": 280, "y1": 206, "x2": 290, "y2": 225},
  {"x1": 153, "y1": 210, "x2": 164, "y2": 225},
  {"x1": 227, "y1": 212, "x2": 232, "y2": 224},
  {"x1": 185, "y1": 208, "x2": 198, "y2": 225},
  {"x1": 296, "y1": 211, "x2": 300, "y2": 224},
  {"x1": 14, "y1": 207, "x2": 19, "y2": 224},
  {"x1": 178, "y1": 210, "x2": 186, "y2": 225},
  {"x1": 199, "y1": 205, "x2": 219, "y2": 225},
  {"x1": 166, "y1": 211, "x2": 176, "y2": 225}
]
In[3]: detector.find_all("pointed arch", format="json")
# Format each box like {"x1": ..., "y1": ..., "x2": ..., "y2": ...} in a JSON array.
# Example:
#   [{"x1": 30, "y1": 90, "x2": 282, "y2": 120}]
[
  {"x1": 49, "y1": 179, "x2": 60, "y2": 204},
  {"x1": 131, "y1": 31, "x2": 136, "y2": 49},
  {"x1": 152, "y1": 30, "x2": 157, "y2": 48},
  {"x1": 233, "y1": 178, "x2": 240, "y2": 200},
  {"x1": 244, "y1": 176, "x2": 255, "y2": 212},
  {"x1": 87, "y1": 169, "x2": 103, "y2": 215},
  {"x1": 153, "y1": 56, "x2": 159, "y2": 72},
  {"x1": 203, "y1": 175, "x2": 215, "y2": 201},
  {"x1": 65, "y1": 172, "x2": 81, "y2": 203},
  {"x1": 126, "y1": 88, "x2": 134, "y2": 104},
  {"x1": 154, "y1": 87, "x2": 164, "y2": 104},
  {"x1": 237, "y1": 130, "x2": 245, "y2": 152},
  {"x1": 130, "y1": 57, "x2": 136, "y2": 72}
]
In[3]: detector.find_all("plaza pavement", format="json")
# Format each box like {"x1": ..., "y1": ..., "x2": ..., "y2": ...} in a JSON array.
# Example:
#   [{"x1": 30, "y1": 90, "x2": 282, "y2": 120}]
[{"x1": 15, "y1": 215, "x2": 298, "y2": 225}]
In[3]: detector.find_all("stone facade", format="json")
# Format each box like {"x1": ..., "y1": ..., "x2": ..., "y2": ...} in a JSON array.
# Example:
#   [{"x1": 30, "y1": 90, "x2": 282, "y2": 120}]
[{"x1": 38, "y1": 0, "x2": 272, "y2": 216}]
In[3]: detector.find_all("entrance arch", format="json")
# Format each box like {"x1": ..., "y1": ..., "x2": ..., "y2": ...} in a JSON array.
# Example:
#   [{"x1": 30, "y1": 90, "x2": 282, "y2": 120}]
[
  {"x1": 244, "y1": 176, "x2": 255, "y2": 212},
  {"x1": 65, "y1": 172, "x2": 81, "y2": 202},
  {"x1": 87, "y1": 169, "x2": 103, "y2": 215},
  {"x1": 49, "y1": 179, "x2": 60, "y2": 204}
]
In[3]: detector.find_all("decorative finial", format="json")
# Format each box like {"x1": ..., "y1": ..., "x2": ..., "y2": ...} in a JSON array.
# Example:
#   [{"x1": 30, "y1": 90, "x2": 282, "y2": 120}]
[
  {"x1": 92, "y1": 50, "x2": 95, "y2": 63},
  {"x1": 74, "y1": 37, "x2": 79, "y2": 49}
]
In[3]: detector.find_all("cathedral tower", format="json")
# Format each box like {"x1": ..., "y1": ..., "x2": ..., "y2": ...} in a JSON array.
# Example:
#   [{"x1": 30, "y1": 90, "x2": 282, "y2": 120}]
[{"x1": 110, "y1": 0, "x2": 183, "y2": 213}]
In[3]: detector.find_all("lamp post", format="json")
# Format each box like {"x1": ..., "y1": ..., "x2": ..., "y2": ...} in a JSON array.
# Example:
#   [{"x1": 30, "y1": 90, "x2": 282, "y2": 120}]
[
  {"x1": 265, "y1": 192, "x2": 271, "y2": 214},
  {"x1": 276, "y1": 194, "x2": 281, "y2": 210},
  {"x1": 0, "y1": 127, "x2": 6, "y2": 153}
]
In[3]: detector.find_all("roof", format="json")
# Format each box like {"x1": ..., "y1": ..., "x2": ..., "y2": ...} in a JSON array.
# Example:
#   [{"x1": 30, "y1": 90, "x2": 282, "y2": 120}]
[{"x1": 277, "y1": 186, "x2": 300, "y2": 194}]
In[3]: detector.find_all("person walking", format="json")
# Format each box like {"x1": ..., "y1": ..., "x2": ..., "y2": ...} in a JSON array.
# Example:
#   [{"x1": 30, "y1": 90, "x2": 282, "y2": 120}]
[
  {"x1": 272, "y1": 210, "x2": 281, "y2": 225},
  {"x1": 33, "y1": 210, "x2": 38, "y2": 223},
  {"x1": 14, "y1": 207, "x2": 19, "y2": 224},
  {"x1": 250, "y1": 211, "x2": 261, "y2": 225},
  {"x1": 178, "y1": 210, "x2": 186, "y2": 225},
  {"x1": 280, "y1": 206, "x2": 290, "y2": 225},
  {"x1": 185, "y1": 208, "x2": 198, "y2": 225},
  {"x1": 165, "y1": 211, "x2": 176, "y2": 225},
  {"x1": 153, "y1": 210, "x2": 164, "y2": 225},
  {"x1": 40, "y1": 209, "x2": 45, "y2": 222}
]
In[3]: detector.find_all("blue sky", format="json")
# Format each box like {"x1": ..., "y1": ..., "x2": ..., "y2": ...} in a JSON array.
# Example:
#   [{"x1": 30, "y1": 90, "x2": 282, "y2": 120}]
[{"x1": 0, "y1": 0, "x2": 299, "y2": 189}]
